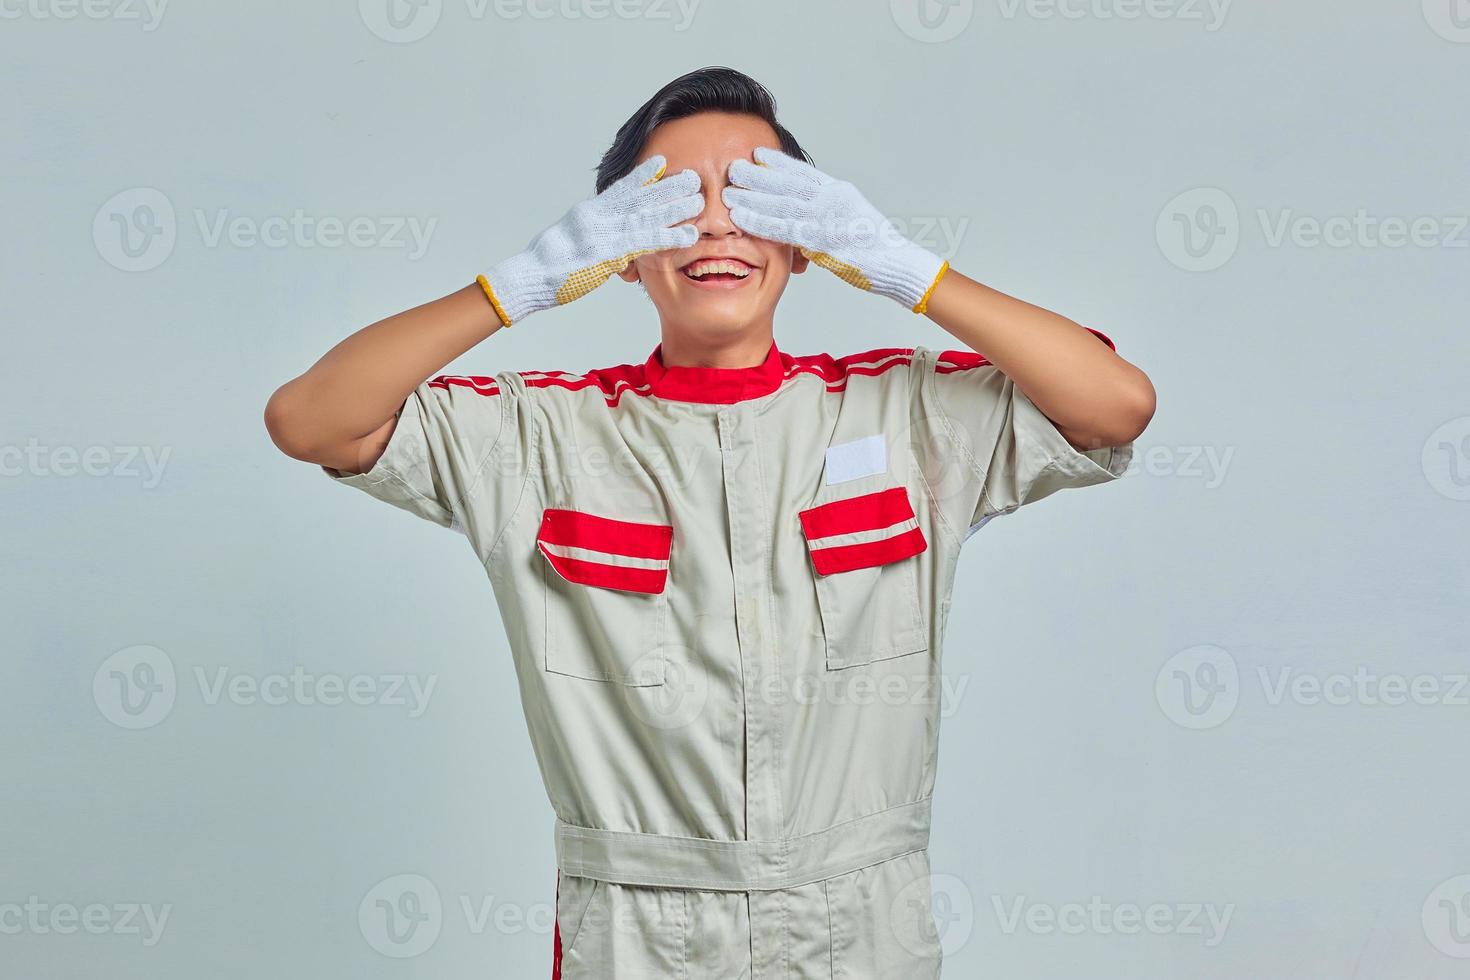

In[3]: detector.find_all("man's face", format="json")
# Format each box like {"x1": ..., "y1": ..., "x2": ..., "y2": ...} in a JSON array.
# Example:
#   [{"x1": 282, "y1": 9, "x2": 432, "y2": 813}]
[{"x1": 618, "y1": 111, "x2": 807, "y2": 343}]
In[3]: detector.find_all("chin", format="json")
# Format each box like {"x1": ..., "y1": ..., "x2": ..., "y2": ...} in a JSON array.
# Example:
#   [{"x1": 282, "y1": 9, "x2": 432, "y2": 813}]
[
  {"x1": 651, "y1": 289, "x2": 778, "y2": 335},
  {"x1": 674, "y1": 309, "x2": 769, "y2": 342}
]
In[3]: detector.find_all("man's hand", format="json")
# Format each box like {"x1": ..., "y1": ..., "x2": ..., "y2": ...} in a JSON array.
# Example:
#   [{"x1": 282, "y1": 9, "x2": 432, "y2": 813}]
[
  {"x1": 723, "y1": 147, "x2": 948, "y2": 313},
  {"x1": 479, "y1": 154, "x2": 704, "y2": 326}
]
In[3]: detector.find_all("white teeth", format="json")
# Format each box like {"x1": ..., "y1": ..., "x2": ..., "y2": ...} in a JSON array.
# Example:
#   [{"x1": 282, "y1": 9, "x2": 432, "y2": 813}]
[{"x1": 685, "y1": 259, "x2": 752, "y2": 280}]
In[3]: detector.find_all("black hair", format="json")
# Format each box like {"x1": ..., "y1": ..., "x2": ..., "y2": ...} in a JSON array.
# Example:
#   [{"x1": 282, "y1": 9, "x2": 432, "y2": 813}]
[{"x1": 595, "y1": 67, "x2": 812, "y2": 193}]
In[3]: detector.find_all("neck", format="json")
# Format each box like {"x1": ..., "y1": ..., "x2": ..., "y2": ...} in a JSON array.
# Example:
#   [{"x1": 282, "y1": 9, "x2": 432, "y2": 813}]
[{"x1": 657, "y1": 327, "x2": 775, "y2": 369}]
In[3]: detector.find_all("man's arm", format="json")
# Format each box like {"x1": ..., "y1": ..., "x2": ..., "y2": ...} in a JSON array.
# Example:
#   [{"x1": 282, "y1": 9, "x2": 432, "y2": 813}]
[
  {"x1": 266, "y1": 154, "x2": 704, "y2": 476},
  {"x1": 923, "y1": 268, "x2": 1152, "y2": 452},
  {"x1": 263, "y1": 283, "x2": 502, "y2": 475},
  {"x1": 921, "y1": 269, "x2": 1155, "y2": 451},
  {"x1": 720, "y1": 148, "x2": 1153, "y2": 450}
]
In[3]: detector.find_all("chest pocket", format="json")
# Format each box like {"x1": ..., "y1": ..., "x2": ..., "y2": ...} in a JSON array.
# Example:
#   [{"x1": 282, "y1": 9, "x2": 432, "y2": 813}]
[
  {"x1": 537, "y1": 508, "x2": 671, "y2": 686},
  {"x1": 798, "y1": 486, "x2": 928, "y2": 670}
]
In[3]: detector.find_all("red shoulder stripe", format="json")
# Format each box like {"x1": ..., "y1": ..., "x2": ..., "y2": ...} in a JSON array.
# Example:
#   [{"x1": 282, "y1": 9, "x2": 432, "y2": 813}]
[
  {"x1": 783, "y1": 347, "x2": 914, "y2": 391},
  {"x1": 428, "y1": 375, "x2": 500, "y2": 396},
  {"x1": 520, "y1": 364, "x2": 651, "y2": 407}
]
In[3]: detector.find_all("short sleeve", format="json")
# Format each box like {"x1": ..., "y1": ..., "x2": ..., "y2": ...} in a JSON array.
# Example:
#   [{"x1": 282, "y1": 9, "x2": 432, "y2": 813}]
[
  {"x1": 908, "y1": 344, "x2": 1132, "y2": 540},
  {"x1": 321, "y1": 372, "x2": 531, "y2": 552}
]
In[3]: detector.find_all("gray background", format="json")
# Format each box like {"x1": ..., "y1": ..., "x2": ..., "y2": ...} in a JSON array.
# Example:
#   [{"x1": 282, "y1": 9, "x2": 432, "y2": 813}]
[{"x1": 5, "y1": 1, "x2": 1469, "y2": 977}]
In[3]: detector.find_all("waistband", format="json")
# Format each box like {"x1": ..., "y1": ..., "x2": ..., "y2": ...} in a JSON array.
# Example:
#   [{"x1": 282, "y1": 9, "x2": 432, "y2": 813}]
[{"x1": 553, "y1": 797, "x2": 932, "y2": 892}]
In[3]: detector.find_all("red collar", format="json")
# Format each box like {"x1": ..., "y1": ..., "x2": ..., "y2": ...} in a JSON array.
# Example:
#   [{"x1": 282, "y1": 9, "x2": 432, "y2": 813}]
[{"x1": 642, "y1": 342, "x2": 786, "y2": 404}]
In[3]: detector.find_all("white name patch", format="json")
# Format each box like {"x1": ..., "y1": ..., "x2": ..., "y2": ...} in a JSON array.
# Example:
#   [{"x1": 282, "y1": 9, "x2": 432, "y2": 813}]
[{"x1": 825, "y1": 435, "x2": 887, "y2": 485}]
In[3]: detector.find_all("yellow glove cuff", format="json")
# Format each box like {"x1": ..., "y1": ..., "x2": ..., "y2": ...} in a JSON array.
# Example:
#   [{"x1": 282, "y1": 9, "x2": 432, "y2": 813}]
[{"x1": 477, "y1": 274, "x2": 513, "y2": 328}]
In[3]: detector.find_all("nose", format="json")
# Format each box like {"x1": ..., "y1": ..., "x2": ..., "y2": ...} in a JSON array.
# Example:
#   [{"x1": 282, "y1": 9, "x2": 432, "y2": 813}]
[{"x1": 693, "y1": 167, "x2": 740, "y2": 239}]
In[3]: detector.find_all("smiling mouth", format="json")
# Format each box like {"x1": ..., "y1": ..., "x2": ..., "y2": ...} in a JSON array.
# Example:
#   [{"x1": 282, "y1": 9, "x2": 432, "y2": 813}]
[{"x1": 680, "y1": 258, "x2": 756, "y2": 283}]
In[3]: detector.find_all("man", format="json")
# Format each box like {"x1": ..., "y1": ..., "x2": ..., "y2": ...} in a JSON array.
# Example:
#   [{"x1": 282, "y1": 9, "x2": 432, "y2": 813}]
[{"x1": 265, "y1": 67, "x2": 1154, "y2": 979}]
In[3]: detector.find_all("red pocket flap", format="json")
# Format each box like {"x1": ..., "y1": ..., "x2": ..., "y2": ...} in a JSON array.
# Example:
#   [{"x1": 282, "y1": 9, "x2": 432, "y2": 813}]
[
  {"x1": 798, "y1": 487, "x2": 927, "y2": 576},
  {"x1": 537, "y1": 509, "x2": 673, "y2": 594}
]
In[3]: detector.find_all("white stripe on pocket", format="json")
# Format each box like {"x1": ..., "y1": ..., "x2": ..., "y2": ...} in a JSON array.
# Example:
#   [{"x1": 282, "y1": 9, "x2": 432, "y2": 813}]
[{"x1": 536, "y1": 541, "x2": 670, "y2": 570}]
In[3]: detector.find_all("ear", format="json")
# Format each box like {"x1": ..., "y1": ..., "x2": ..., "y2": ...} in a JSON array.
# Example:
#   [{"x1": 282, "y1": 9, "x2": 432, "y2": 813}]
[
  {"x1": 791, "y1": 248, "x2": 810, "y2": 274},
  {"x1": 617, "y1": 259, "x2": 641, "y2": 283}
]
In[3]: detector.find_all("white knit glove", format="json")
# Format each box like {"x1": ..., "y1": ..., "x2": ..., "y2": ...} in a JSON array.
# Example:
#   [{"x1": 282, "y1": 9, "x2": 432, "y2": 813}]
[
  {"x1": 723, "y1": 147, "x2": 949, "y2": 313},
  {"x1": 478, "y1": 155, "x2": 702, "y2": 326}
]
